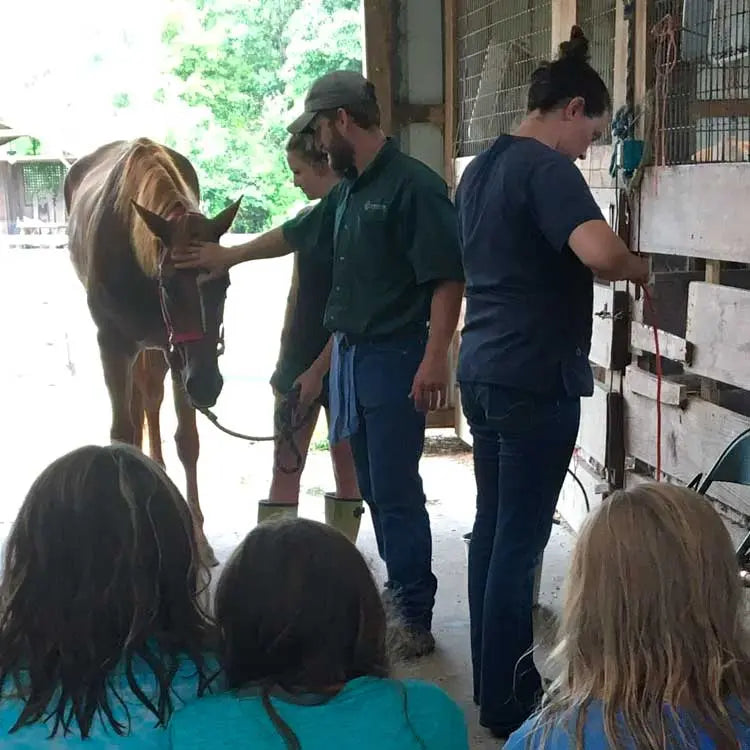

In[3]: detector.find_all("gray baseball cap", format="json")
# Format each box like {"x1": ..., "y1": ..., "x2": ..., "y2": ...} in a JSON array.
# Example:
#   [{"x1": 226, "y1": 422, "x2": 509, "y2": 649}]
[{"x1": 287, "y1": 70, "x2": 375, "y2": 134}]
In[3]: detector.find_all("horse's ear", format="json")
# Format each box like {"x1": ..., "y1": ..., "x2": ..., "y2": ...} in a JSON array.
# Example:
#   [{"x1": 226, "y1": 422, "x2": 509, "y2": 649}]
[
  {"x1": 132, "y1": 201, "x2": 170, "y2": 242},
  {"x1": 211, "y1": 197, "x2": 242, "y2": 237}
]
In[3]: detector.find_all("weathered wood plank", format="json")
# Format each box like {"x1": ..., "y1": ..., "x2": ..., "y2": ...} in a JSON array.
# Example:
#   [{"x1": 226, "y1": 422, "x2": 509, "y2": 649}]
[
  {"x1": 631, "y1": 321, "x2": 692, "y2": 364},
  {"x1": 591, "y1": 283, "x2": 629, "y2": 370},
  {"x1": 557, "y1": 454, "x2": 609, "y2": 533},
  {"x1": 699, "y1": 263, "x2": 722, "y2": 402},
  {"x1": 686, "y1": 282, "x2": 750, "y2": 391},
  {"x1": 578, "y1": 382, "x2": 609, "y2": 469},
  {"x1": 625, "y1": 390, "x2": 750, "y2": 517},
  {"x1": 639, "y1": 164, "x2": 750, "y2": 262},
  {"x1": 625, "y1": 364, "x2": 687, "y2": 406},
  {"x1": 643, "y1": 270, "x2": 750, "y2": 338}
]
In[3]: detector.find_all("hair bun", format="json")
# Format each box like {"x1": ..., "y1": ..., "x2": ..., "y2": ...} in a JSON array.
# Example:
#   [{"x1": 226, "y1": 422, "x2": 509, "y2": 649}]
[{"x1": 558, "y1": 25, "x2": 590, "y2": 63}]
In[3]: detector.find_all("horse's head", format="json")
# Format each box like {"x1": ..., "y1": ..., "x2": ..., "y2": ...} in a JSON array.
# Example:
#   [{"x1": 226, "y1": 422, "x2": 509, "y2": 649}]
[{"x1": 132, "y1": 199, "x2": 241, "y2": 409}]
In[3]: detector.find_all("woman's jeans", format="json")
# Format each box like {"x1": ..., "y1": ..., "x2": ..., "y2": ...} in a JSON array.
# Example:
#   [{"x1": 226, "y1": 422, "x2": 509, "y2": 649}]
[{"x1": 459, "y1": 382, "x2": 580, "y2": 734}]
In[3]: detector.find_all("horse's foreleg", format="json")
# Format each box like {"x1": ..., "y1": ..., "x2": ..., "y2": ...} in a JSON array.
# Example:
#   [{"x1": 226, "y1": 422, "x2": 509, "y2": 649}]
[
  {"x1": 98, "y1": 337, "x2": 137, "y2": 445},
  {"x1": 134, "y1": 349, "x2": 169, "y2": 467},
  {"x1": 129, "y1": 359, "x2": 145, "y2": 450},
  {"x1": 172, "y1": 376, "x2": 218, "y2": 567}
]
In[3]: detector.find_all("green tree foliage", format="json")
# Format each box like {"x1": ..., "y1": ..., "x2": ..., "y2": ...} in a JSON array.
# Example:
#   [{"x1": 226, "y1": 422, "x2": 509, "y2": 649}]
[{"x1": 164, "y1": 0, "x2": 361, "y2": 232}]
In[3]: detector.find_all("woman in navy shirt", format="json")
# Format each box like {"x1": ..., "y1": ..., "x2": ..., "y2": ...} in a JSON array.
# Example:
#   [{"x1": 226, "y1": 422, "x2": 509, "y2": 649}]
[{"x1": 455, "y1": 26, "x2": 648, "y2": 739}]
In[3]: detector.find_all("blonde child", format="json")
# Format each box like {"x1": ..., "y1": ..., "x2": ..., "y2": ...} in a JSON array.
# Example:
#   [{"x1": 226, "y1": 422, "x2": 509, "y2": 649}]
[{"x1": 506, "y1": 483, "x2": 750, "y2": 750}]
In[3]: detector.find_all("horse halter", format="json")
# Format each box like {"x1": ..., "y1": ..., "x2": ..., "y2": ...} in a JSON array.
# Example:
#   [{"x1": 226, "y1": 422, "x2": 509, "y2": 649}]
[{"x1": 156, "y1": 207, "x2": 224, "y2": 354}]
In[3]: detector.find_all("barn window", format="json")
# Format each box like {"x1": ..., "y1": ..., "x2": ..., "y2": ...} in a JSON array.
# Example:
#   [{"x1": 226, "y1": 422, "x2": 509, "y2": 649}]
[
  {"x1": 652, "y1": 0, "x2": 750, "y2": 165},
  {"x1": 577, "y1": 0, "x2": 617, "y2": 143},
  {"x1": 456, "y1": 0, "x2": 553, "y2": 157},
  {"x1": 22, "y1": 162, "x2": 66, "y2": 203}
]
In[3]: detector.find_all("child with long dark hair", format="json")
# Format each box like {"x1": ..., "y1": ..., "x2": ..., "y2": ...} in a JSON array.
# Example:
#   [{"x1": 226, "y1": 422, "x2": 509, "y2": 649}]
[
  {"x1": 0, "y1": 444, "x2": 220, "y2": 746},
  {"x1": 169, "y1": 518, "x2": 468, "y2": 749}
]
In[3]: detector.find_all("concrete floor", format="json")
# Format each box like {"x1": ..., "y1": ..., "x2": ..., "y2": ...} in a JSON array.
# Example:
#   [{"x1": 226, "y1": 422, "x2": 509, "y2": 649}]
[{"x1": 0, "y1": 246, "x2": 575, "y2": 748}]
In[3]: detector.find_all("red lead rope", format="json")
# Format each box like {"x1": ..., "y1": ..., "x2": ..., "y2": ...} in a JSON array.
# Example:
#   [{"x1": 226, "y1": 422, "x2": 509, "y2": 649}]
[{"x1": 641, "y1": 285, "x2": 662, "y2": 480}]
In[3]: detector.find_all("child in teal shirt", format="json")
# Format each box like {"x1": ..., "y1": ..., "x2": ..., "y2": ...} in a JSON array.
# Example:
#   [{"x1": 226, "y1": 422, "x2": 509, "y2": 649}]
[
  {"x1": 169, "y1": 518, "x2": 468, "y2": 749},
  {"x1": 0, "y1": 445, "x2": 221, "y2": 747}
]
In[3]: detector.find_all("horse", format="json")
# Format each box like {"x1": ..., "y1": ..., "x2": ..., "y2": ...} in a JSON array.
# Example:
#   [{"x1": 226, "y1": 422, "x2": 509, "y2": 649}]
[{"x1": 64, "y1": 137, "x2": 241, "y2": 567}]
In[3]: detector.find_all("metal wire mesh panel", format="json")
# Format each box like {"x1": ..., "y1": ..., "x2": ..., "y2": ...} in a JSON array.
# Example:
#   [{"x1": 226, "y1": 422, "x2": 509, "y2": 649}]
[
  {"x1": 22, "y1": 163, "x2": 66, "y2": 203},
  {"x1": 578, "y1": 0, "x2": 617, "y2": 144},
  {"x1": 652, "y1": 0, "x2": 750, "y2": 165},
  {"x1": 456, "y1": 0, "x2": 553, "y2": 157}
]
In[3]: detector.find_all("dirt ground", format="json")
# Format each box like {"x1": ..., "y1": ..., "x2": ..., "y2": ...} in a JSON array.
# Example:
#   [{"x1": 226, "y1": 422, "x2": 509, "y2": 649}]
[{"x1": 0, "y1": 245, "x2": 574, "y2": 748}]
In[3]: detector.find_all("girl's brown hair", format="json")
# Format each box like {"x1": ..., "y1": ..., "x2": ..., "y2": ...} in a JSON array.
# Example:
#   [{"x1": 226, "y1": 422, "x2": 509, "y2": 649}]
[
  {"x1": 216, "y1": 518, "x2": 432, "y2": 750},
  {"x1": 0, "y1": 444, "x2": 218, "y2": 738}
]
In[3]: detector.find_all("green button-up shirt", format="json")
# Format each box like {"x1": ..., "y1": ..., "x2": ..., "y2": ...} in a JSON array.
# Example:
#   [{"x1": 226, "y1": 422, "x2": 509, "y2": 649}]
[{"x1": 282, "y1": 139, "x2": 464, "y2": 338}]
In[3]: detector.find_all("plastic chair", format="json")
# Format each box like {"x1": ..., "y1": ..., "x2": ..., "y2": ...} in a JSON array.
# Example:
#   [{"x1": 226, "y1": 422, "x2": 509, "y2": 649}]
[{"x1": 689, "y1": 427, "x2": 750, "y2": 576}]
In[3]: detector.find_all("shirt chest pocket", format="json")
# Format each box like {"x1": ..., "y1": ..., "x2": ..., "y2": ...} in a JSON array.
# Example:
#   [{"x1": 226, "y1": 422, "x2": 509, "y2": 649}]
[{"x1": 353, "y1": 202, "x2": 394, "y2": 278}]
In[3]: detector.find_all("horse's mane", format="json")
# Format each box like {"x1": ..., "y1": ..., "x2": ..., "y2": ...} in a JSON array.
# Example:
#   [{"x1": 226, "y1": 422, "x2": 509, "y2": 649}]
[{"x1": 113, "y1": 138, "x2": 197, "y2": 277}]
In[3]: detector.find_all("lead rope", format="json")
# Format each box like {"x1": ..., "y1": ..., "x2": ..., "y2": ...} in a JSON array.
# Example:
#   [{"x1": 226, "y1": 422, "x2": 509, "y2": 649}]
[{"x1": 197, "y1": 386, "x2": 318, "y2": 474}]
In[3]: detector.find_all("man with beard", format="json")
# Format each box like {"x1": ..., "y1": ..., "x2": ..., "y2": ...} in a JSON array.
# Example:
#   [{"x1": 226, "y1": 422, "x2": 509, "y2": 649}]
[{"x1": 173, "y1": 70, "x2": 464, "y2": 658}]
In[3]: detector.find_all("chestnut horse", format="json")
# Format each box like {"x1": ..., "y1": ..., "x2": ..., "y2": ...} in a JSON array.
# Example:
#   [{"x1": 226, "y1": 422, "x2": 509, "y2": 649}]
[{"x1": 64, "y1": 138, "x2": 241, "y2": 566}]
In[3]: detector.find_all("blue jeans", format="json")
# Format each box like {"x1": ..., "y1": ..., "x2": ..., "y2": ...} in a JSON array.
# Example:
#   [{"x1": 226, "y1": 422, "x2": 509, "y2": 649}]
[
  {"x1": 459, "y1": 382, "x2": 580, "y2": 734},
  {"x1": 347, "y1": 334, "x2": 436, "y2": 630}
]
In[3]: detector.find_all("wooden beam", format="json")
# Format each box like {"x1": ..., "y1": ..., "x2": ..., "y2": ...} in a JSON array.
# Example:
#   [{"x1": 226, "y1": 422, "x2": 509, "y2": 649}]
[
  {"x1": 392, "y1": 103, "x2": 444, "y2": 128},
  {"x1": 625, "y1": 390, "x2": 750, "y2": 517},
  {"x1": 639, "y1": 163, "x2": 750, "y2": 263},
  {"x1": 363, "y1": 0, "x2": 394, "y2": 135},
  {"x1": 690, "y1": 99, "x2": 750, "y2": 120},
  {"x1": 625, "y1": 364, "x2": 688, "y2": 406},
  {"x1": 551, "y1": 0, "x2": 577, "y2": 52},
  {"x1": 443, "y1": 0, "x2": 457, "y2": 192},
  {"x1": 686, "y1": 282, "x2": 750, "y2": 392},
  {"x1": 634, "y1": 0, "x2": 650, "y2": 140},
  {"x1": 612, "y1": 0, "x2": 628, "y2": 112},
  {"x1": 631, "y1": 321, "x2": 693, "y2": 364}
]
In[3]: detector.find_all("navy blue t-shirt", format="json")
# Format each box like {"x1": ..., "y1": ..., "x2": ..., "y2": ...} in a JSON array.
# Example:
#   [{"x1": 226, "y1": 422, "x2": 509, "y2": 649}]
[{"x1": 456, "y1": 135, "x2": 604, "y2": 398}]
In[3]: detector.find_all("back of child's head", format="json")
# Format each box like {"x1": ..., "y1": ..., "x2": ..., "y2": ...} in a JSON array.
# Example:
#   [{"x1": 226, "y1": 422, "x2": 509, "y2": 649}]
[
  {"x1": 216, "y1": 517, "x2": 388, "y2": 693},
  {"x1": 541, "y1": 482, "x2": 750, "y2": 750},
  {"x1": 0, "y1": 443, "x2": 216, "y2": 738}
]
